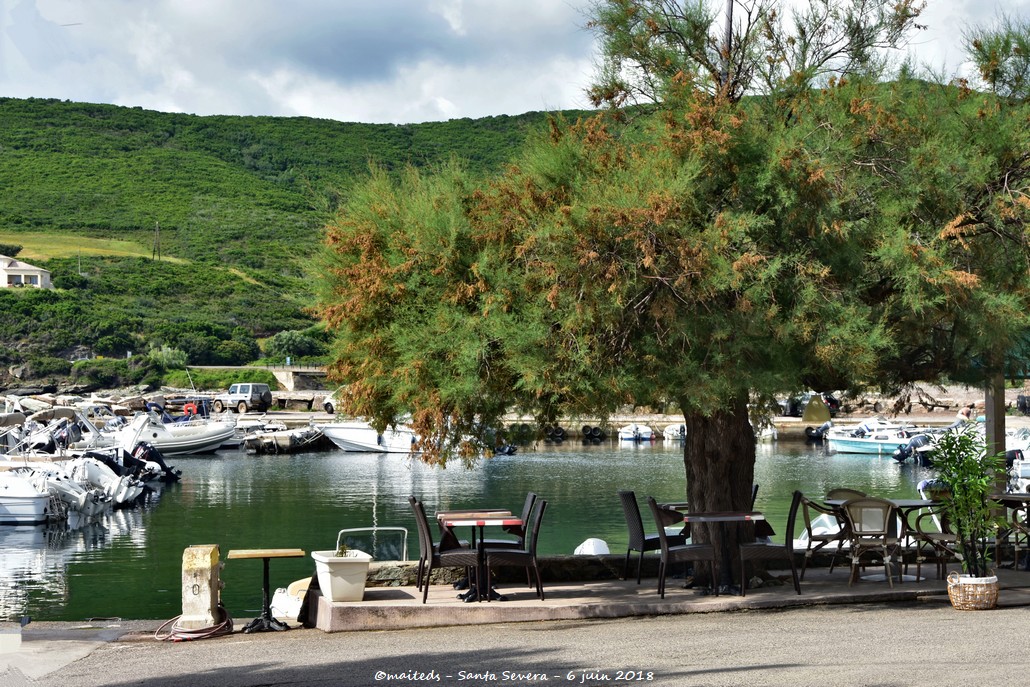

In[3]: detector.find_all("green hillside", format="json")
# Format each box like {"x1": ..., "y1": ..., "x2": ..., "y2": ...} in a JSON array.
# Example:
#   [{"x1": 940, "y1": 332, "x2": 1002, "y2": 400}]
[{"x1": 0, "y1": 97, "x2": 593, "y2": 389}]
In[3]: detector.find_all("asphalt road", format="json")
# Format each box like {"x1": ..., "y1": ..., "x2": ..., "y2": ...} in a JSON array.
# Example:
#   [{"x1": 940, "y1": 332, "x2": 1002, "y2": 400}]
[{"x1": 14, "y1": 598, "x2": 1029, "y2": 687}]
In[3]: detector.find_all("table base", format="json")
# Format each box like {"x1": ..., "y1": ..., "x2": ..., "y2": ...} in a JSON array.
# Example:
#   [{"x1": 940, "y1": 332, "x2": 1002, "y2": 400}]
[
  {"x1": 241, "y1": 614, "x2": 291, "y2": 633},
  {"x1": 458, "y1": 585, "x2": 507, "y2": 602}
]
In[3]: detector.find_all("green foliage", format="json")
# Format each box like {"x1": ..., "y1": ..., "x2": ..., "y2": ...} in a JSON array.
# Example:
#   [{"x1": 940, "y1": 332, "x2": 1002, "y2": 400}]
[
  {"x1": 0, "y1": 97, "x2": 590, "y2": 384},
  {"x1": 163, "y1": 367, "x2": 277, "y2": 391},
  {"x1": 263, "y1": 329, "x2": 329, "y2": 360},
  {"x1": 147, "y1": 345, "x2": 188, "y2": 369},
  {"x1": 27, "y1": 356, "x2": 72, "y2": 377},
  {"x1": 70, "y1": 357, "x2": 158, "y2": 390},
  {"x1": 965, "y1": 14, "x2": 1030, "y2": 99},
  {"x1": 929, "y1": 428, "x2": 1008, "y2": 577},
  {"x1": 0, "y1": 243, "x2": 21, "y2": 257}
]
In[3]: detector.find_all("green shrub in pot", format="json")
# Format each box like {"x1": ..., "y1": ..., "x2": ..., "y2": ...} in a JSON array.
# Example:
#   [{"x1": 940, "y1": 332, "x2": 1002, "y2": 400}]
[{"x1": 930, "y1": 426, "x2": 1007, "y2": 578}]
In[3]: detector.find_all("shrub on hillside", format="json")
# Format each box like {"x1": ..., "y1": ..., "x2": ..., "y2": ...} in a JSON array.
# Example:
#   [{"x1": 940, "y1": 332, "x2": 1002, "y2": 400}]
[
  {"x1": 163, "y1": 367, "x2": 277, "y2": 390},
  {"x1": 28, "y1": 356, "x2": 72, "y2": 377},
  {"x1": 264, "y1": 329, "x2": 328, "y2": 360}
]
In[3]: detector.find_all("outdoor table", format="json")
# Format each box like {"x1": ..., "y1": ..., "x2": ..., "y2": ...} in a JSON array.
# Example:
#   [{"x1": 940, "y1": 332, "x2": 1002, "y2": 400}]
[
  {"x1": 668, "y1": 508, "x2": 766, "y2": 594},
  {"x1": 437, "y1": 511, "x2": 522, "y2": 601},
  {"x1": 226, "y1": 548, "x2": 306, "y2": 633}
]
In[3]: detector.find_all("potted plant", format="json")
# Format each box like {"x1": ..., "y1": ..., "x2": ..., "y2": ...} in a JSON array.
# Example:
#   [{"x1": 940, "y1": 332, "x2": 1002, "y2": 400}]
[
  {"x1": 310, "y1": 537, "x2": 372, "y2": 602},
  {"x1": 929, "y1": 426, "x2": 1007, "y2": 609}
]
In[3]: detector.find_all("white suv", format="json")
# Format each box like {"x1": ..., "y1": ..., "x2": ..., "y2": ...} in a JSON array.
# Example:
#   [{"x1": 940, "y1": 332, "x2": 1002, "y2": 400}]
[{"x1": 212, "y1": 383, "x2": 274, "y2": 413}]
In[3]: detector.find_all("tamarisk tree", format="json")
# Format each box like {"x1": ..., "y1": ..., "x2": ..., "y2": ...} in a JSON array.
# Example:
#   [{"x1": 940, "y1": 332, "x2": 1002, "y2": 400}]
[{"x1": 316, "y1": 2, "x2": 1030, "y2": 581}]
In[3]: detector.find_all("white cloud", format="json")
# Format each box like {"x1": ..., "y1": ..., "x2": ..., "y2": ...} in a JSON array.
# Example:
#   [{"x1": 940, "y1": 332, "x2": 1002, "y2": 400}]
[{"x1": 3, "y1": 1, "x2": 1030, "y2": 123}]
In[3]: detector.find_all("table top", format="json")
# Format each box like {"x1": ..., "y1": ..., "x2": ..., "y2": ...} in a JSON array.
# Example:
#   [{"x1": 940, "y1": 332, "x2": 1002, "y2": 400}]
[
  {"x1": 825, "y1": 498, "x2": 935, "y2": 509},
  {"x1": 675, "y1": 511, "x2": 765, "y2": 523},
  {"x1": 226, "y1": 548, "x2": 306, "y2": 560},
  {"x1": 994, "y1": 493, "x2": 1030, "y2": 506},
  {"x1": 437, "y1": 509, "x2": 512, "y2": 520},
  {"x1": 439, "y1": 514, "x2": 523, "y2": 527}
]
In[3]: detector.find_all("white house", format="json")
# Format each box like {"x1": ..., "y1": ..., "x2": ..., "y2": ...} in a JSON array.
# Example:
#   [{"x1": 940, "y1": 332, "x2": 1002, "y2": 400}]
[{"x1": 0, "y1": 254, "x2": 52, "y2": 289}]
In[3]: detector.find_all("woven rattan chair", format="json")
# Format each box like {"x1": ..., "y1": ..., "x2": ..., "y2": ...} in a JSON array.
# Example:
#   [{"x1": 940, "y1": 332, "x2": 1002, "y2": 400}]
[
  {"x1": 617, "y1": 490, "x2": 687, "y2": 583},
  {"x1": 738, "y1": 490, "x2": 802, "y2": 596},
  {"x1": 408, "y1": 496, "x2": 479, "y2": 603},
  {"x1": 483, "y1": 499, "x2": 548, "y2": 601},
  {"x1": 645, "y1": 496, "x2": 718, "y2": 598},
  {"x1": 798, "y1": 493, "x2": 850, "y2": 579},
  {"x1": 841, "y1": 497, "x2": 903, "y2": 587}
]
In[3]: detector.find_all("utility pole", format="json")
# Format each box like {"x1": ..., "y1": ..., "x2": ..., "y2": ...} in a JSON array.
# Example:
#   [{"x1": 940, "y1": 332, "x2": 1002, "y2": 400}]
[{"x1": 152, "y1": 221, "x2": 160, "y2": 261}]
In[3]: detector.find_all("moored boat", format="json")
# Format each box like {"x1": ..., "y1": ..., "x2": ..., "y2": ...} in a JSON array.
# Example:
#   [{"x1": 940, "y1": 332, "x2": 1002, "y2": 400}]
[
  {"x1": 243, "y1": 424, "x2": 332, "y2": 454},
  {"x1": 0, "y1": 471, "x2": 52, "y2": 525},
  {"x1": 320, "y1": 420, "x2": 418, "y2": 453},
  {"x1": 616, "y1": 423, "x2": 654, "y2": 442},
  {"x1": 105, "y1": 411, "x2": 236, "y2": 455},
  {"x1": 826, "y1": 417, "x2": 931, "y2": 455}
]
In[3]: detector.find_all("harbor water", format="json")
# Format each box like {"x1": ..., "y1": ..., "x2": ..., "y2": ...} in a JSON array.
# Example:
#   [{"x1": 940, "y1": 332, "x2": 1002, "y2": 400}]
[{"x1": 0, "y1": 438, "x2": 930, "y2": 622}]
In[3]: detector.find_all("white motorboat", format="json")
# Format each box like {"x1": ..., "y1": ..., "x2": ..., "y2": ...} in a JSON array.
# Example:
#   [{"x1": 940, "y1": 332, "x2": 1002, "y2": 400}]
[
  {"x1": 662, "y1": 423, "x2": 685, "y2": 440},
  {"x1": 243, "y1": 424, "x2": 328, "y2": 454},
  {"x1": 20, "y1": 464, "x2": 110, "y2": 517},
  {"x1": 825, "y1": 417, "x2": 929, "y2": 455},
  {"x1": 617, "y1": 423, "x2": 654, "y2": 441},
  {"x1": 66, "y1": 456, "x2": 145, "y2": 507},
  {"x1": 106, "y1": 411, "x2": 236, "y2": 455},
  {"x1": 320, "y1": 420, "x2": 418, "y2": 453},
  {"x1": 0, "y1": 471, "x2": 52, "y2": 524}
]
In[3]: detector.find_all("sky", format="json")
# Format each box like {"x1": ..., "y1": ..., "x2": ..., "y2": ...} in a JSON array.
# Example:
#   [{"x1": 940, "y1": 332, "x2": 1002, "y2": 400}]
[{"x1": 0, "y1": 0, "x2": 1027, "y2": 125}]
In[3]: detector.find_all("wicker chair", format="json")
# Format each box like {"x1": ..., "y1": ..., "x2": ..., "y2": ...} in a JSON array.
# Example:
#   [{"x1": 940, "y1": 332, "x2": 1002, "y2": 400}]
[
  {"x1": 617, "y1": 490, "x2": 687, "y2": 583},
  {"x1": 841, "y1": 497, "x2": 903, "y2": 587},
  {"x1": 645, "y1": 496, "x2": 718, "y2": 598},
  {"x1": 483, "y1": 499, "x2": 549, "y2": 600},
  {"x1": 738, "y1": 490, "x2": 803, "y2": 596},
  {"x1": 408, "y1": 496, "x2": 479, "y2": 603},
  {"x1": 798, "y1": 493, "x2": 850, "y2": 579}
]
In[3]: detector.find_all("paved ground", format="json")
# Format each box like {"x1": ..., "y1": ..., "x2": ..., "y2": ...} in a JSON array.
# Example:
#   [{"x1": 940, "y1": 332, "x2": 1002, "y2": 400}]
[{"x1": 4, "y1": 566, "x2": 1029, "y2": 686}]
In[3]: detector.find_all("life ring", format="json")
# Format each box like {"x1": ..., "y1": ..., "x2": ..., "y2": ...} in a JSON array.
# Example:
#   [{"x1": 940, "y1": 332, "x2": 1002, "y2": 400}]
[{"x1": 183, "y1": 402, "x2": 198, "y2": 416}]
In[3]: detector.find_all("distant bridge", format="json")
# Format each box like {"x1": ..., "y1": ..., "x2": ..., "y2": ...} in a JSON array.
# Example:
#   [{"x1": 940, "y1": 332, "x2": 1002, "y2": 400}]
[{"x1": 187, "y1": 365, "x2": 328, "y2": 392}]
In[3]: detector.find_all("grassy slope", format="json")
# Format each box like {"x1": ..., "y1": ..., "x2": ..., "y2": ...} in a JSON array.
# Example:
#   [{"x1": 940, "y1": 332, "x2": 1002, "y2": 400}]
[{"x1": 0, "y1": 97, "x2": 594, "y2": 372}]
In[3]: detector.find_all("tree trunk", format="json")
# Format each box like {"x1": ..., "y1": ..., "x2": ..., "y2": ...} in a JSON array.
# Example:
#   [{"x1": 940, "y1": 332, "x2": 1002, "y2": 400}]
[{"x1": 681, "y1": 394, "x2": 756, "y2": 587}]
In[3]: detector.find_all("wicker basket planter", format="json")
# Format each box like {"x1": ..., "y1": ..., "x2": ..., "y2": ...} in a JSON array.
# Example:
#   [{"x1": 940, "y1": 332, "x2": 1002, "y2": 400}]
[{"x1": 947, "y1": 571, "x2": 998, "y2": 610}]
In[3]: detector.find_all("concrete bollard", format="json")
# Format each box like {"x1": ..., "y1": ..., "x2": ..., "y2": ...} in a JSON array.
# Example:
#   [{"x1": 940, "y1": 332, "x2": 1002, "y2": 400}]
[
  {"x1": 0, "y1": 622, "x2": 21, "y2": 653},
  {"x1": 179, "y1": 545, "x2": 222, "y2": 630}
]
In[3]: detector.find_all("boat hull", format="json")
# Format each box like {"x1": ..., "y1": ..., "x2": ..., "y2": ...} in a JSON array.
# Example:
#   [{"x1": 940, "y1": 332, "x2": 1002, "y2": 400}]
[
  {"x1": 0, "y1": 474, "x2": 51, "y2": 525},
  {"x1": 320, "y1": 422, "x2": 417, "y2": 453},
  {"x1": 828, "y1": 434, "x2": 911, "y2": 455}
]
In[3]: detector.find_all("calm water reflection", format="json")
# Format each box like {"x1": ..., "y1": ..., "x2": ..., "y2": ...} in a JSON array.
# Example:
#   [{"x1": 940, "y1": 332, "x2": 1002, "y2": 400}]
[{"x1": 0, "y1": 439, "x2": 933, "y2": 621}]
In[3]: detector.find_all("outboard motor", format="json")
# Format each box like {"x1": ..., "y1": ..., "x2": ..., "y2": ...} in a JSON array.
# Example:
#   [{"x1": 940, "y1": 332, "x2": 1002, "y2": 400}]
[
  {"x1": 892, "y1": 433, "x2": 931, "y2": 464},
  {"x1": 1006, "y1": 449, "x2": 1024, "y2": 470},
  {"x1": 132, "y1": 442, "x2": 182, "y2": 483},
  {"x1": 805, "y1": 420, "x2": 833, "y2": 442}
]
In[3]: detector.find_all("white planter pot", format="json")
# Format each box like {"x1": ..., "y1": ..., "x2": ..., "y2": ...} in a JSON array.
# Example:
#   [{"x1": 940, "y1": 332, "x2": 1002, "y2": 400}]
[{"x1": 311, "y1": 549, "x2": 372, "y2": 602}]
